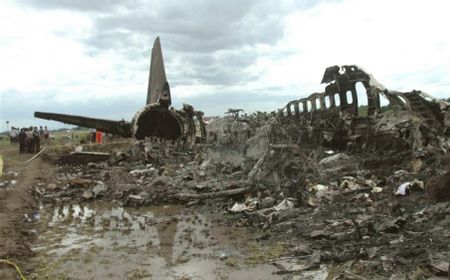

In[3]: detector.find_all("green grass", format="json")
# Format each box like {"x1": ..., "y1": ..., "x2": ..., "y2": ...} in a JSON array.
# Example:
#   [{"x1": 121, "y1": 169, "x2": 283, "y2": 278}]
[
  {"x1": 0, "y1": 129, "x2": 91, "y2": 147},
  {"x1": 50, "y1": 129, "x2": 91, "y2": 142},
  {"x1": 0, "y1": 136, "x2": 10, "y2": 148}
]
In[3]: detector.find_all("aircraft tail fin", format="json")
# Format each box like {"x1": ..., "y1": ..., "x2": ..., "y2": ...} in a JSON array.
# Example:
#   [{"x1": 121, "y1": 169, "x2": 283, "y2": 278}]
[{"x1": 146, "y1": 37, "x2": 171, "y2": 108}]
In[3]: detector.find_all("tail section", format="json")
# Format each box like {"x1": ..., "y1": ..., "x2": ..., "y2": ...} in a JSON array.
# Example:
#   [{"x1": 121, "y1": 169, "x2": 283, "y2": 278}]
[{"x1": 146, "y1": 37, "x2": 171, "y2": 108}]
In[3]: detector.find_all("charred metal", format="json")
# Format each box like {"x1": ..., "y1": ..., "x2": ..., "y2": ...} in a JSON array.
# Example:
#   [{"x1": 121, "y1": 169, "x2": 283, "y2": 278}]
[
  {"x1": 278, "y1": 65, "x2": 450, "y2": 152},
  {"x1": 34, "y1": 37, "x2": 206, "y2": 147}
]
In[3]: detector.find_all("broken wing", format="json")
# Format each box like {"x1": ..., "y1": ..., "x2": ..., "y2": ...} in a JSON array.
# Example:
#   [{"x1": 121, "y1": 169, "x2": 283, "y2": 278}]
[{"x1": 34, "y1": 112, "x2": 132, "y2": 137}]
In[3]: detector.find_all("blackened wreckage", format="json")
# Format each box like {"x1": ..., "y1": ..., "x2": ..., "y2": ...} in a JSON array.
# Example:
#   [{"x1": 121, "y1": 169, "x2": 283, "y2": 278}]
[{"x1": 278, "y1": 65, "x2": 449, "y2": 152}]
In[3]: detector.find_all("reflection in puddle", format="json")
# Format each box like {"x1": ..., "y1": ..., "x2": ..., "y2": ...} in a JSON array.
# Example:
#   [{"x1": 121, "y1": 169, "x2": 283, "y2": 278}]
[{"x1": 32, "y1": 202, "x2": 282, "y2": 280}]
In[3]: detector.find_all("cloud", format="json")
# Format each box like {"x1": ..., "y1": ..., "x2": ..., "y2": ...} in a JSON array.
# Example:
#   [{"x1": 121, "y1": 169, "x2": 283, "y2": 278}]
[
  {"x1": 1, "y1": 0, "x2": 450, "y2": 132},
  {"x1": 79, "y1": 0, "x2": 295, "y2": 90},
  {"x1": 1, "y1": 89, "x2": 142, "y2": 130},
  {"x1": 263, "y1": 0, "x2": 450, "y2": 97},
  {"x1": 16, "y1": 0, "x2": 139, "y2": 12}
]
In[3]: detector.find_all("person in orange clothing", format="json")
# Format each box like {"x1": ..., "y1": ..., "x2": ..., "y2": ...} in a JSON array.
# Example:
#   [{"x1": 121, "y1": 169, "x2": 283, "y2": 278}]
[{"x1": 95, "y1": 130, "x2": 103, "y2": 144}]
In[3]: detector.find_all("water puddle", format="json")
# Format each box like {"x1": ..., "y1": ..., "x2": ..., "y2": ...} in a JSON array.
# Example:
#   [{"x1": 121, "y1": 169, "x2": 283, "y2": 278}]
[{"x1": 32, "y1": 202, "x2": 282, "y2": 279}]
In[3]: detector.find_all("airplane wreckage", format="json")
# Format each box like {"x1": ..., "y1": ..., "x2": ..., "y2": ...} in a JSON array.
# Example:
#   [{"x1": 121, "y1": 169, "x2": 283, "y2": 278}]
[
  {"x1": 35, "y1": 37, "x2": 206, "y2": 147},
  {"x1": 35, "y1": 38, "x2": 449, "y2": 152},
  {"x1": 277, "y1": 65, "x2": 450, "y2": 152},
  {"x1": 27, "y1": 41, "x2": 450, "y2": 279}
]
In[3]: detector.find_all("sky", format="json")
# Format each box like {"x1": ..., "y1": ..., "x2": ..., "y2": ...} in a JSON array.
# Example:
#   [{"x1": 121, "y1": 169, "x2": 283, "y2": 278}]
[{"x1": 1, "y1": 0, "x2": 449, "y2": 131}]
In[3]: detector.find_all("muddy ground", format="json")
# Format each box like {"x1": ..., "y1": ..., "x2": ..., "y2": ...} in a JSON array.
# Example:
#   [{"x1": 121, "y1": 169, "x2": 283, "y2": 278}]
[
  {"x1": 1, "y1": 119, "x2": 449, "y2": 280},
  {"x1": 0, "y1": 145, "x2": 41, "y2": 279}
]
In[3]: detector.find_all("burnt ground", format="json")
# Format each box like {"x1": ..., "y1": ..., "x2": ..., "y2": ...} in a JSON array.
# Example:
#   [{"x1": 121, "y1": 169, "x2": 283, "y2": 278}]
[{"x1": 1, "y1": 130, "x2": 450, "y2": 279}]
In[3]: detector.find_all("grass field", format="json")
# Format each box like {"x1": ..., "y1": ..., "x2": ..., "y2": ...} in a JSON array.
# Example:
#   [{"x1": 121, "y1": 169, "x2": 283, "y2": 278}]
[
  {"x1": 1, "y1": 129, "x2": 91, "y2": 143},
  {"x1": 0, "y1": 128, "x2": 91, "y2": 168},
  {"x1": 50, "y1": 129, "x2": 92, "y2": 144},
  {"x1": 0, "y1": 128, "x2": 133, "y2": 169}
]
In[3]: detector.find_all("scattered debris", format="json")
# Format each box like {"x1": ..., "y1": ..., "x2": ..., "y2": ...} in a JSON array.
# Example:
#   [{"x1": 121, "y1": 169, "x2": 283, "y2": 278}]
[
  {"x1": 426, "y1": 170, "x2": 450, "y2": 202},
  {"x1": 58, "y1": 151, "x2": 110, "y2": 165},
  {"x1": 395, "y1": 179, "x2": 424, "y2": 196},
  {"x1": 22, "y1": 65, "x2": 450, "y2": 279},
  {"x1": 230, "y1": 197, "x2": 259, "y2": 213}
]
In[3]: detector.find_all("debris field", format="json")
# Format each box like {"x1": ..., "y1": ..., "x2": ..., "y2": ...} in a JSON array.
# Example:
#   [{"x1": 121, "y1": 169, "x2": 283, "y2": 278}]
[{"x1": 1, "y1": 65, "x2": 450, "y2": 279}]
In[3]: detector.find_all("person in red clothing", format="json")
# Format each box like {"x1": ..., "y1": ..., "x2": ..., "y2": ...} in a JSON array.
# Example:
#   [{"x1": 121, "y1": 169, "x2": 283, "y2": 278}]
[{"x1": 95, "y1": 130, "x2": 103, "y2": 144}]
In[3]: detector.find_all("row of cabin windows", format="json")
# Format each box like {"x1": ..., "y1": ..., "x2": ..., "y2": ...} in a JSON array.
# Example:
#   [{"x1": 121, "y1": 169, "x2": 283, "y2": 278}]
[
  {"x1": 282, "y1": 82, "x2": 400, "y2": 118},
  {"x1": 285, "y1": 92, "x2": 353, "y2": 116},
  {"x1": 282, "y1": 82, "x2": 368, "y2": 117}
]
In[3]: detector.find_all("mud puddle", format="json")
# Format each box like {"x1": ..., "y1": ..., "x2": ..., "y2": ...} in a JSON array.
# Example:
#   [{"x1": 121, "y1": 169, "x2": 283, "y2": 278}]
[{"x1": 31, "y1": 202, "x2": 282, "y2": 279}]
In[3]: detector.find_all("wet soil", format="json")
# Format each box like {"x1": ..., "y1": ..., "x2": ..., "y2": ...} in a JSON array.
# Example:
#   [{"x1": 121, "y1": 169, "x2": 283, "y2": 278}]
[
  {"x1": 30, "y1": 202, "x2": 282, "y2": 280},
  {"x1": 0, "y1": 146, "x2": 50, "y2": 278}
]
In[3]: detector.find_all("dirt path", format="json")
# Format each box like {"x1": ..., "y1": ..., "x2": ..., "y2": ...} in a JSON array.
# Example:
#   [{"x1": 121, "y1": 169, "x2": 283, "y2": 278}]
[{"x1": 0, "y1": 147, "x2": 51, "y2": 278}]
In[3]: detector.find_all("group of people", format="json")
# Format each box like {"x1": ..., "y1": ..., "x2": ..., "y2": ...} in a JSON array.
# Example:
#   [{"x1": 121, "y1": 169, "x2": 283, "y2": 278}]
[
  {"x1": 9, "y1": 126, "x2": 49, "y2": 154},
  {"x1": 89, "y1": 129, "x2": 104, "y2": 144}
]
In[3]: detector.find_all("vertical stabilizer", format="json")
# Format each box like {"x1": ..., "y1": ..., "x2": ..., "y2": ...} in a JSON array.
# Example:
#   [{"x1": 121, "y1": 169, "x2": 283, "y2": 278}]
[{"x1": 146, "y1": 37, "x2": 171, "y2": 107}]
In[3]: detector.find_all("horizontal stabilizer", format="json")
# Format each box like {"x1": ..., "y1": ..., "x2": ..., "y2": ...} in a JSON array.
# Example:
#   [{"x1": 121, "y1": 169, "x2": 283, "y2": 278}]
[{"x1": 34, "y1": 112, "x2": 132, "y2": 137}]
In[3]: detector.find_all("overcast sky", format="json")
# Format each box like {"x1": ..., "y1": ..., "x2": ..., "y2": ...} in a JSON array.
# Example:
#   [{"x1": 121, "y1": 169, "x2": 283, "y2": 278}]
[{"x1": 1, "y1": 0, "x2": 449, "y2": 130}]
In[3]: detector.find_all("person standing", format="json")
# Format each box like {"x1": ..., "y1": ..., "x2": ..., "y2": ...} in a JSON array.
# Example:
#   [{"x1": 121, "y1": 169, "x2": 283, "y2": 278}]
[
  {"x1": 90, "y1": 129, "x2": 96, "y2": 143},
  {"x1": 10, "y1": 127, "x2": 18, "y2": 144},
  {"x1": 26, "y1": 127, "x2": 34, "y2": 154},
  {"x1": 43, "y1": 126, "x2": 49, "y2": 139},
  {"x1": 33, "y1": 127, "x2": 41, "y2": 153},
  {"x1": 18, "y1": 128, "x2": 27, "y2": 154},
  {"x1": 39, "y1": 126, "x2": 44, "y2": 137},
  {"x1": 43, "y1": 126, "x2": 50, "y2": 144},
  {"x1": 95, "y1": 129, "x2": 103, "y2": 144}
]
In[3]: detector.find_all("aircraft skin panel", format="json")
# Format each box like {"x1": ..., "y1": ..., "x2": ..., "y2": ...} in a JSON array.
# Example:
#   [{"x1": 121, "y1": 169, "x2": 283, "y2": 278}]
[{"x1": 34, "y1": 112, "x2": 132, "y2": 137}]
